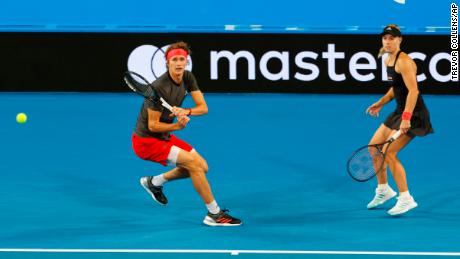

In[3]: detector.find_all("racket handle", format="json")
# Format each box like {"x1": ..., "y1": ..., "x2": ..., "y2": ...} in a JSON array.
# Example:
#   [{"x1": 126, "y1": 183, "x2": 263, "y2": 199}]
[
  {"x1": 390, "y1": 130, "x2": 402, "y2": 141},
  {"x1": 160, "y1": 97, "x2": 174, "y2": 112},
  {"x1": 159, "y1": 97, "x2": 188, "y2": 118}
]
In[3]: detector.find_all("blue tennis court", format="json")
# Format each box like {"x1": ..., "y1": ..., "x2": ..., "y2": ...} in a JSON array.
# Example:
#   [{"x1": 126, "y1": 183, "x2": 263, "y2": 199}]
[{"x1": 1, "y1": 93, "x2": 459, "y2": 258}]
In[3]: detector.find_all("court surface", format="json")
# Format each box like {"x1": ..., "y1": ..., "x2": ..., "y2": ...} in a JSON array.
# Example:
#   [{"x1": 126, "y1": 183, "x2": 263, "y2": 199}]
[{"x1": 0, "y1": 93, "x2": 459, "y2": 259}]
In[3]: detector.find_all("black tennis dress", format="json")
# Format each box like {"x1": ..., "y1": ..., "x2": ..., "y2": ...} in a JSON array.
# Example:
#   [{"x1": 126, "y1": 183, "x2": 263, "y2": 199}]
[{"x1": 383, "y1": 51, "x2": 434, "y2": 137}]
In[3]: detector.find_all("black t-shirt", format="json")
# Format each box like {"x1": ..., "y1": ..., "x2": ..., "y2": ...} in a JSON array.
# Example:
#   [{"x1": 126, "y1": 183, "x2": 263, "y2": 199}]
[{"x1": 134, "y1": 71, "x2": 200, "y2": 140}]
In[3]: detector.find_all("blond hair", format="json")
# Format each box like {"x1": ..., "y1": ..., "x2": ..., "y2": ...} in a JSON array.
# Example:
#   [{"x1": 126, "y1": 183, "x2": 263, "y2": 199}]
[{"x1": 378, "y1": 24, "x2": 401, "y2": 58}]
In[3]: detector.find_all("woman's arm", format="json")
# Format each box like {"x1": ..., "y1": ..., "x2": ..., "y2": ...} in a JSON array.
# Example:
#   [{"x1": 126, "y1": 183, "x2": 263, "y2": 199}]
[
  {"x1": 397, "y1": 53, "x2": 419, "y2": 133},
  {"x1": 377, "y1": 87, "x2": 395, "y2": 106},
  {"x1": 366, "y1": 87, "x2": 394, "y2": 117},
  {"x1": 398, "y1": 55, "x2": 419, "y2": 114}
]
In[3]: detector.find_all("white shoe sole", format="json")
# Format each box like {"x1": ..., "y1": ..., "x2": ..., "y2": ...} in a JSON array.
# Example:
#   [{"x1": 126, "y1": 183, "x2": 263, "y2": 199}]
[
  {"x1": 367, "y1": 190, "x2": 397, "y2": 209},
  {"x1": 140, "y1": 177, "x2": 166, "y2": 206},
  {"x1": 388, "y1": 202, "x2": 418, "y2": 216}
]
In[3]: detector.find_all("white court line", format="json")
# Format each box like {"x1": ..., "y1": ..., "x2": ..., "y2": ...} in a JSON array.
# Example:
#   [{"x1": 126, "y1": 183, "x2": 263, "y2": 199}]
[{"x1": 0, "y1": 249, "x2": 460, "y2": 256}]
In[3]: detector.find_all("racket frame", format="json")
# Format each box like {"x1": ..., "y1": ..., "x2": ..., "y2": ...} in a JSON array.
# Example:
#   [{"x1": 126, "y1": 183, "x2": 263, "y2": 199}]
[
  {"x1": 347, "y1": 130, "x2": 402, "y2": 182},
  {"x1": 124, "y1": 71, "x2": 174, "y2": 113}
]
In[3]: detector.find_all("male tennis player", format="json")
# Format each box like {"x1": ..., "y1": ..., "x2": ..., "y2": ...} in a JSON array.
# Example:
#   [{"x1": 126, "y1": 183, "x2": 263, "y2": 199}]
[
  {"x1": 132, "y1": 41, "x2": 242, "y2": 226},
  {"x1": 365, "y1": 25, "x2": 433, "y2": 216}
]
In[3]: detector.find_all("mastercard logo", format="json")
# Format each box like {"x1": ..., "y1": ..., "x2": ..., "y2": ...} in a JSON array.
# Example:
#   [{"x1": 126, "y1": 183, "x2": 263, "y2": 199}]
[{"x1": 127, "y1": 44, "x2": 193, "y2": 83}]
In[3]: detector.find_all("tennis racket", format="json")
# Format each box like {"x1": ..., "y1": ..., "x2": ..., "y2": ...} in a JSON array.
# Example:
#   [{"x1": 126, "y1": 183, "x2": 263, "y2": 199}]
[
  {"x1": 124, "y1": 71, "x2": 174, "y2": 112},
  {"x1": 346, "y1": 130, "x2": 402, "y2": 182}
]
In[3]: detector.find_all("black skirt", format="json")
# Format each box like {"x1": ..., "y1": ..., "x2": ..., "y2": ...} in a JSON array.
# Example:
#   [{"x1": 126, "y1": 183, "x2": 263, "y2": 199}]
[{"x1": 383, "y1": 109, "x2": 434, "y2": 137}]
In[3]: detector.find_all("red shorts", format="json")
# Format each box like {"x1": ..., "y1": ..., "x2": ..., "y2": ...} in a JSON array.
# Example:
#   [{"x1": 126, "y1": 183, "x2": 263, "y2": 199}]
[{"x1": 132, "y1": 133, "x2": 193, "y2": 166}]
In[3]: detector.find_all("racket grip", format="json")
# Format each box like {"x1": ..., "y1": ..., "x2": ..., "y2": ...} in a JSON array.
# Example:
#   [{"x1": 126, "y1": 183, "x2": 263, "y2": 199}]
[
  {"x1": 390, "y1": 130, "x2": 402, "y2": 141},
  {"x1": 160, "y1": 97, "x2": 174, "y2": 112}
]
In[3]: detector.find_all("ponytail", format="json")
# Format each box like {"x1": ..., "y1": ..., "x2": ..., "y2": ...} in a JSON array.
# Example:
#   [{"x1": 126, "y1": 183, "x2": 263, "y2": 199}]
[{"x1": 378, "y1": 47, "x2": 386, "y2": 58}]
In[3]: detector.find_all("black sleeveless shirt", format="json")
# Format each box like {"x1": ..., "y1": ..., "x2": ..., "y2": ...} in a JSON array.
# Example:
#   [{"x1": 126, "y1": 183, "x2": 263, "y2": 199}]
[{"x1": 387, "y1": 51, "x2": 426, "y2": 112}]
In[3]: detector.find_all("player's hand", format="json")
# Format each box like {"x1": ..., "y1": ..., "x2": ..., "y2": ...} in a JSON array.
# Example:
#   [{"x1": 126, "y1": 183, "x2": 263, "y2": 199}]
[
  {"x1": 366, "y1": 102, "x2": 383, "y2": 117},
  {"x1": 170, "y1": 106, "x2": 190, "y2": 117},
  {"x1": 399, "y1": 119, "x2": 411, "y2": 134},
  {"x1": 176, "y1": 115, "x2": 190, "y2": 129}
]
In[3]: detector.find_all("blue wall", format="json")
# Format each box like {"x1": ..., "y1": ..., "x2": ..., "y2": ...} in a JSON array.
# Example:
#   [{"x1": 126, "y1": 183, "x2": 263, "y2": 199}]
[{"x1": 0, "y1": 0, "x2": 456, "y2": 33}]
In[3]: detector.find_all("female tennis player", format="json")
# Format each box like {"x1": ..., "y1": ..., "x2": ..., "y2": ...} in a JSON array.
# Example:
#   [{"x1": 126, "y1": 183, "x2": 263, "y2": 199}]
[
  {"x1": 365, "y1": 25, "x2": 433, "y2": 216},
  {"x1": 131, "y1": 41, "x2": 241, "y2": 226}
]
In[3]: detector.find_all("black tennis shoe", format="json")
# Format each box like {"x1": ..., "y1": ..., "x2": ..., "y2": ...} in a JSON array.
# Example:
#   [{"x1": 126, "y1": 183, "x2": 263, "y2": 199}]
[
  {"x1": 203, "y1": 209, "x2": 242, "y2": 226},
  {"x1": 140, "y1": 176, "x2": 168, "y2": 205}
]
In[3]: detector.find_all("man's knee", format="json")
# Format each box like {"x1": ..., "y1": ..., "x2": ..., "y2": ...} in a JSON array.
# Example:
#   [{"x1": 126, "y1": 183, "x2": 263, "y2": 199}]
[
  {"x1": 201, "y1": 159, "x2": 209, "y2": 174},
  {"x1": 193, "y1": 153, "x2": 208, "y2": 173}
]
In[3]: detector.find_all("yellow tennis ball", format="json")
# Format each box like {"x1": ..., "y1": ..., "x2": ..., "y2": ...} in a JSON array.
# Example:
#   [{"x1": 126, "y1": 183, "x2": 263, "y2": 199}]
[{"x1": 16, "y1": 113, "x2": 27, "y2": 124}]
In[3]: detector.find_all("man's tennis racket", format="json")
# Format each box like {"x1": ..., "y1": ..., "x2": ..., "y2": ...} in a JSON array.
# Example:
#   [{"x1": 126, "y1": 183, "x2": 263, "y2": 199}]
[
  {"x1": 124, "y1": 71, "x2": 174, "y2": 112},
  {"x1": 346, "y1": 130, "x2": 402, "y2": 182}
]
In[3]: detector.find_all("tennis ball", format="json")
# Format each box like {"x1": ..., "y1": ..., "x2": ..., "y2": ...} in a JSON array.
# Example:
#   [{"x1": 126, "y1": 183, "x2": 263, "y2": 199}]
[{"x1": 16, "y1": 113, "x2": 27, "y2": 124}]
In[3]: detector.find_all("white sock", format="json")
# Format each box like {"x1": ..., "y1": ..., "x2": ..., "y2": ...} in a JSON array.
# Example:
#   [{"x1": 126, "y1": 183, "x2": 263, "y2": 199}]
[
  {"x1": 377, "y1": 183, "x2": 389, "y2": 191},
  {"x1": 399, "y1": 191, "x2": 411, "y2": 199},
  {"x1": 151, "y1": 174, "x2": 167, "y2": 186},
  {"x1": 206, "y1": 200, "x2": 220, "y2": 215}
]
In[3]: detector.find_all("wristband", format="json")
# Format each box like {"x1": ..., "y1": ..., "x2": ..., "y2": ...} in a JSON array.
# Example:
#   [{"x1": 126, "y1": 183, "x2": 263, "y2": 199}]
[
  {"x1": 187, "y1": 108, "x2": 192, "y2": 116},
  {"x1": 402, "y1": 111, "x2": 412, "y2": 121}
]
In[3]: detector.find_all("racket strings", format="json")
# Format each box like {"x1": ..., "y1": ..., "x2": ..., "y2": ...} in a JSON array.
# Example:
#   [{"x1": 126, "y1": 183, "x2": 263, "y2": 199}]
[
  {"x1": 144, "y1": 86, "x2": 154, "y2": 98},
  {"x1": 348, "y1": 146, "x2": 384, "y2": 181}
]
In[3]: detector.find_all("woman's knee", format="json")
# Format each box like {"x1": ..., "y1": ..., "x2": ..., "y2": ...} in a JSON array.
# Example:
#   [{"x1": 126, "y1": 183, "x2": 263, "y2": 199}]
[
  {"x1": 385, "y1": 152, "x2": 399, "y2": 164},
  {"x1": 369, "y1": 125, "x2": 392, "y2": 145}
]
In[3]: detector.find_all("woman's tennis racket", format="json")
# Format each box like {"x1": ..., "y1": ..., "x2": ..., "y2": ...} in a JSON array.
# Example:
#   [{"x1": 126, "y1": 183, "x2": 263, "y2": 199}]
[
  {"x1": 124, "y1": 71, "x2": 174, "y2": 112},
  {"x1": 346, "y1": 130, "x2": 402, "y2": 182}
]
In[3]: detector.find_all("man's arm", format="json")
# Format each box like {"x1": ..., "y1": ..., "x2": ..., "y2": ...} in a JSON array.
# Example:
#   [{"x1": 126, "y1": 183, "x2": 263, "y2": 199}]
[
  {"x1": 148, "y1": 108, "x2": 188, "y2": 132},
  {"x1": 171, "y1": 90, "x2": 208, "y2": 116}
]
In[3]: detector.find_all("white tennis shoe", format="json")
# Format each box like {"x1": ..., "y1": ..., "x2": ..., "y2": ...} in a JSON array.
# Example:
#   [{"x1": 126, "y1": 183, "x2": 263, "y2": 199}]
[
  {"x1": 367, "y1": 187, "x2": 397, "y2": 209},
  {"x1": 388, "y1": 196, "x2": 418, "y2": 216}
]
